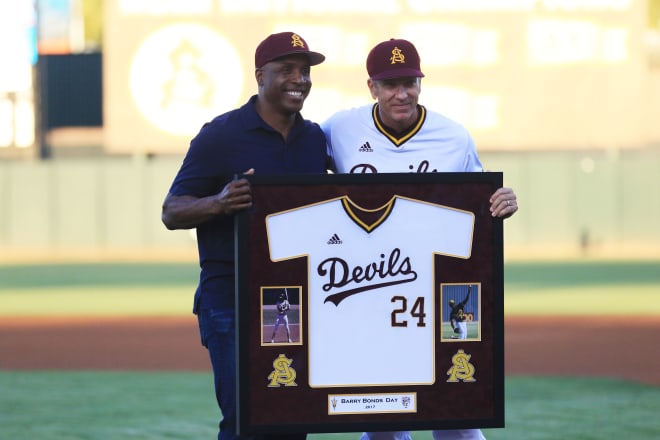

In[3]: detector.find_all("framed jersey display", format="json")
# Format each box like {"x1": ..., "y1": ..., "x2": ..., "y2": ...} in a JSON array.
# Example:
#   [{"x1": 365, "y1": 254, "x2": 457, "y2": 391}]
[{"x1": 235, "y1": 172, "x2": 504, "y2": 435}]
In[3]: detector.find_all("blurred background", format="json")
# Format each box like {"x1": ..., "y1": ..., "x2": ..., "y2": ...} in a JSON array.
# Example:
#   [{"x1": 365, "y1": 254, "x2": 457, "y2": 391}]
[{"x1": 1, "y1": 0, "x2": 660, "y2": 262}]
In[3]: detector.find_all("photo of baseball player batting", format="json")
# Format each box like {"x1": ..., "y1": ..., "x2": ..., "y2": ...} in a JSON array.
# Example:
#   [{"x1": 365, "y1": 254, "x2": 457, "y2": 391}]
[
  {"x1": 261, "y1": 286, "x2": 302, "y2": 345},
  {"x1": 441, "y1": 283, "x2": 482, "y2": 342}
]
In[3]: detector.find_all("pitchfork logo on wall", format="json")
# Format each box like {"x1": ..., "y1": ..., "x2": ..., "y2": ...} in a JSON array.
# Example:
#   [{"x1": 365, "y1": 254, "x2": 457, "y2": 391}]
[{"x1": 129, "y1": 23, "x2": 243, "y2": 136}]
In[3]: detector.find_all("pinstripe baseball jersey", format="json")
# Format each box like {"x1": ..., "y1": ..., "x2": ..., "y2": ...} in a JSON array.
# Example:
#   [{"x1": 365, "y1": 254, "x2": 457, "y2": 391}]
[
  {"x1": 322, "y1": 104, "x2": 483, "y2": 174},
  {"x1": 266, "y1": 195, "x2": 474, "y2": 387}
]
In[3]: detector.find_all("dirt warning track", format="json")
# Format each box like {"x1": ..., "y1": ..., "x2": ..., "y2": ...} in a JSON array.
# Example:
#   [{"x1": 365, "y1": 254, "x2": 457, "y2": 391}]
[{"x1": 1, "y1": 315, "x2": 658, "y2": 386}]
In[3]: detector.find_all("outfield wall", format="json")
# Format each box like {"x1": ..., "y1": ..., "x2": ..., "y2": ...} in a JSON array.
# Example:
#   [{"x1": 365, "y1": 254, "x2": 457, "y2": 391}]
[
  {"x1": 1, "y1": 149, "x2": 659, "y2": 261},
  {"x1": 102, "y1": 0, "x2": 657, "y2": 154}
]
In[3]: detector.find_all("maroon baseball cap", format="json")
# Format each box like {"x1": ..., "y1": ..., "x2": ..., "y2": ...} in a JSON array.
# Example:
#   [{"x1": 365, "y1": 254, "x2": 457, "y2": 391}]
[
  {"x1": 366, "y1": 38, "x2": 425, "y2": 80},
  {"x1": 255, "y1": 32, "x2": 325, "y2": 68}
]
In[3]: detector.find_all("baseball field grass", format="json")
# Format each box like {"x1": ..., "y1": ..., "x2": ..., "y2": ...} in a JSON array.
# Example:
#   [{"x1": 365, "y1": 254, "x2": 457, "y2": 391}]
[
  {"x1": 2, "y1": 260, "x2": 659, "y2": 317},
  {"x1": 1, "y1": 260, "x2": 659, "y2": 439},
  {"x1": 1, "y1": 372, "x2": 657, "y2": 439}
]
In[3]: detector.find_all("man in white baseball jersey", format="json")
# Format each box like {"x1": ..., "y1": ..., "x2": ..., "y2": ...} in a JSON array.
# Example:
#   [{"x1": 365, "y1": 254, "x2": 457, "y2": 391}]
[{"x1": 321, "y1": 38, "x2": 518, "y2": 440}]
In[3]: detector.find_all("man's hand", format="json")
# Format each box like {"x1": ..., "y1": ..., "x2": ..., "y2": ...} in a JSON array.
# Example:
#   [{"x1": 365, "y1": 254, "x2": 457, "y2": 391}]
[
  {"x1": 489, "y1": 187, "x2": 518, "y2": 218},
  {"x1": 214, "y1": 171, "x2": 254, "y2": 216},
  {"x1": 161, "y1": 169, "x2": 255, "y2": 229}
]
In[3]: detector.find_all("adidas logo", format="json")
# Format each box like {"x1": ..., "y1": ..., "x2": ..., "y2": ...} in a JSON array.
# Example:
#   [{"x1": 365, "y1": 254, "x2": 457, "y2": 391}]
[
  {"x1": 327, "y1": 233, "x2": 343, "y2": 244},
  {"x1": 358, "y1": 142, "x2": 373, "y2": 152}
]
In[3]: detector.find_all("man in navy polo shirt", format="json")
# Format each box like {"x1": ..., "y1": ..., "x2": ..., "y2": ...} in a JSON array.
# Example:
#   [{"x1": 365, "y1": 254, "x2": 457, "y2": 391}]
[{"x1": 162, "y1": 32, "x2": 327, "y2": 440}]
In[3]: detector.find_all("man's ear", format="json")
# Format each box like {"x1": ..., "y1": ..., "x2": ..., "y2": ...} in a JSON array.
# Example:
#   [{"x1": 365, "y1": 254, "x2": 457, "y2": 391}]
[
  {"x1": 255, "y1": 68, "x2": 264, "y2": 87},
  {"x1": 367, "y1": 79, "x2": 378, "y2": 100}
]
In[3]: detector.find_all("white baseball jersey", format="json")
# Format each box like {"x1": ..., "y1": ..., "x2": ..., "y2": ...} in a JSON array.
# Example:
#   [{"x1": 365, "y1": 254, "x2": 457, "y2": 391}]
[
  {"x1": 267, "y1": 196, "x2": 474, "y2": 387},
  {"x1": 322, "y1": 104, "x2": 483, "y2": 174}
]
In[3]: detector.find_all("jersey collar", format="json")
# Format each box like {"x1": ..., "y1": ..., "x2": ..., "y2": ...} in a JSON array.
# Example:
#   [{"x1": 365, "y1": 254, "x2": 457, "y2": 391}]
[{"x1": 372, "y1": 104, "x2": 426, "y2": 147}]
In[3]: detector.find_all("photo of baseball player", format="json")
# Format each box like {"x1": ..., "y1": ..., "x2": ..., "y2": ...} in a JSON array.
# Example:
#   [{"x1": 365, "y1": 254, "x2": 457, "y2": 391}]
[
  {"x1": 442, "y1": 283, "x2": 481, "y2": 341},
  {"x1": 261, "y1": 287, "x2": 302, "y2": 345},
  {"x1": 450, "y1": 284, "x2": 472, "y2": 339},
  {"x1": 271, "y1": 288, "x2": 292, "y2": 343}
]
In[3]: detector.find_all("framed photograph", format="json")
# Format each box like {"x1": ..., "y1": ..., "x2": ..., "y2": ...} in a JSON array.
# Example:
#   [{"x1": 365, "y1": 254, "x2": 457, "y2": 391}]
[
  {"x1": 235, "y1": 173, "x2": 504, "y2": 435},
  {"x1": 260, "y1": 286, "x2": 303, "y2": 346}
]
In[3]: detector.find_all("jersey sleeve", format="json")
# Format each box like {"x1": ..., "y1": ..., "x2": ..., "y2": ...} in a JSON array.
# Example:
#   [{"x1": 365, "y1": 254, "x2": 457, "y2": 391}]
[
  {"x1": 400, "y1": 198, "x2": 474, "y2": 258},
  {"x1": 463, "y1": 130, "x2": 484, "y2": 172},
  {"x1": 266, "y1": 206, "x2": 321, "y2": 261},
  {"x1": 320, "y1": 115, "x2": 337, "y2": 172}
]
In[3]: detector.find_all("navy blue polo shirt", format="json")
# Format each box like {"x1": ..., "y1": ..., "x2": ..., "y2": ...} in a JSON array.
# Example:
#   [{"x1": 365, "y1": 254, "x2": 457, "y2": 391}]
[{"x1": 169, "y1": 95, "x2": 328, "y2": 311}]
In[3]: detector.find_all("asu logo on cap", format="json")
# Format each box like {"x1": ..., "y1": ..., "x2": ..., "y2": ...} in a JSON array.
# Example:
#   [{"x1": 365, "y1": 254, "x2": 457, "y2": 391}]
[
  {"x1": 290, "y1": 33, "x2": 305, "y2": 49},
  {"x1": 254, "y1": 31, "x2": 325, "y2": 68},
  {"x1": 390, "y1": 46, "x2": 405, "y2": 65},
  {"x1": 366, "y1": 38, "x2": 425, "y2": 80}
]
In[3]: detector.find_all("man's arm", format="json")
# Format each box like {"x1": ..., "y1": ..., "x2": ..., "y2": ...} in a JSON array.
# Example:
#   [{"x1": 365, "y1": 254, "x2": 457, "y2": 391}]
[
  {"x1": 161, "y1": 175, "x2": 253, "y2": 230},
  {"x1": 459, "y1": 285, "x2": 472, "y2": 307}
]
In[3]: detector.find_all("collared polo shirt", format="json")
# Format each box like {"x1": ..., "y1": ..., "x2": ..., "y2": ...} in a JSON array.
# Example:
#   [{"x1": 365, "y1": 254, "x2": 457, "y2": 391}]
[{"x1": 169, "y1": 95, "x2": 328, "y2": 311}]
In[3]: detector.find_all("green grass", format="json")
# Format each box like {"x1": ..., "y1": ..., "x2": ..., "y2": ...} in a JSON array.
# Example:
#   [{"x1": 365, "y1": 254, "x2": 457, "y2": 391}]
[
  {"x1": 1, "y1": 261, "x2": 659, "y2": 439},
  {"x1": 1, "y1": 372, "x2": 658, "y2": 439},
  {"x1": 0, "y1": 263, "x2": 199, "y2": 316},
  {"x1": 1, "y1": 260, "x2": 659, "y2": 317},
  {"x1": 0, "y1": 371, "x2": 218, "y2": 439},
  {"x1": 503, "y1": 260, "x2": 660, "y2": 288},
  {"x1": 503, "y1": 260, "x2": 660, "y2": 316},
  {"x1": 487, "y1": 376, "x2": 660, "y2": 439},
  {"x1": 441, "y1": 322, "x2": 480, "y2": 339}
]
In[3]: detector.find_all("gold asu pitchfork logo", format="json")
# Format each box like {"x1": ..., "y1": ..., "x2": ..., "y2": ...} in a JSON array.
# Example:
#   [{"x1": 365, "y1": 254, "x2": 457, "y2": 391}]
[
  {"x1": 390, "y1": 47, "x2": 405, "y2": 64},
  {"x1": 446, "y1": 349, "x2": 476, "y2": 383},
  {"x1": 291, "y1": 34, "x2": 305, "y2": 48},
  {"x1": 267, "y1": 354, "x2": 298, "y2": 387}
]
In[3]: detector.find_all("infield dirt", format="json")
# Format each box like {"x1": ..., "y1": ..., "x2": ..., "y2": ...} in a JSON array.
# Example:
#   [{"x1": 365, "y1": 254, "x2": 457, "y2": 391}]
[{"x1": 1, "y1": 315, "x2": 658, "y2": 386}]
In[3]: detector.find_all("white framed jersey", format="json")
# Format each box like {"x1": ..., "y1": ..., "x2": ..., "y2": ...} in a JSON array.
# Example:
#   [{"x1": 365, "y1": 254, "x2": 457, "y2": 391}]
[
  {"x1": 266, "y1": 195, "x2": 474, "y2": 387},
  {"x1": 322, "y1": 104, "x2": 483, "y2": 174}
]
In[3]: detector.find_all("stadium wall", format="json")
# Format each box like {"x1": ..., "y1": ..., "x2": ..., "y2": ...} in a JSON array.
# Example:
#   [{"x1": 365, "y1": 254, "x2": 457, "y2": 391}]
[{"x1": 1, "y1": 150, "x2": 659, "y2": 262}]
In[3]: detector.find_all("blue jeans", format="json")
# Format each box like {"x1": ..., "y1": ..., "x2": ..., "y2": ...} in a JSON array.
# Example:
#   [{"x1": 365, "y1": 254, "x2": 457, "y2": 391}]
[{"x1": 198, "y1": 308, "x2": 306, "y2": 440}]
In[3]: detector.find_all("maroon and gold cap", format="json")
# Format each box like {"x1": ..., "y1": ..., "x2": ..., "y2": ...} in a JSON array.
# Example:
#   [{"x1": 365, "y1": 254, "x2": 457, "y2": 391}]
[
  {"x1": 255, "y1": 32, "x2": 325, "y2": 68},
  {"x1": 366, "y1": 38, "x2": 425, "y2": 80}
]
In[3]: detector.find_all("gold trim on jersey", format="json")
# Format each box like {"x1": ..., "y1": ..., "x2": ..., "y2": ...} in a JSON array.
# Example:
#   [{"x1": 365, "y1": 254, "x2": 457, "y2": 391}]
[
  {"x1": 341, "y1": 196, "x2": 396, "y2": 233},
  {"x1": 372, "y1": 104, "x2": 427, "y2": 146}
]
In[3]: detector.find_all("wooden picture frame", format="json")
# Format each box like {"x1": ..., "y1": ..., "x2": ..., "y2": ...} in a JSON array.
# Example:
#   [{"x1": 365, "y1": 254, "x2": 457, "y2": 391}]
[{"x1": 235, "y1": 172, "x2": 504, "y2": 435}]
